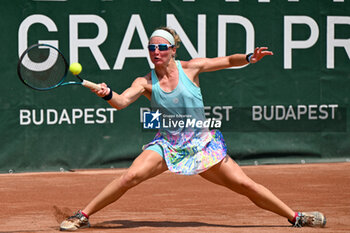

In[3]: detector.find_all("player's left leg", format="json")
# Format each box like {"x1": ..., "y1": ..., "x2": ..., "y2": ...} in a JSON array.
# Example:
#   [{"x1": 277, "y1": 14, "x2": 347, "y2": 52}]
[
  {"x1": 199, "y1": 156, "x2": 326, "y2": 227},
  {"x1": 199, "y1": 156, "x2": 296, "y2": 221}
]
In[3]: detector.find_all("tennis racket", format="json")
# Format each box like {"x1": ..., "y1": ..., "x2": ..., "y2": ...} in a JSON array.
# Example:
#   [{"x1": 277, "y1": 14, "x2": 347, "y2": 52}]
[{"x1": 17, "y1": 43, "x2": 101, "y2": 91}]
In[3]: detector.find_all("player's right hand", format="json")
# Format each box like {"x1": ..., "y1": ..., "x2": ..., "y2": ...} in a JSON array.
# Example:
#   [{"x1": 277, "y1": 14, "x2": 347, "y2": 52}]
[{"x1": 94, "y1": 82, "x2": 110, "y2": 98}]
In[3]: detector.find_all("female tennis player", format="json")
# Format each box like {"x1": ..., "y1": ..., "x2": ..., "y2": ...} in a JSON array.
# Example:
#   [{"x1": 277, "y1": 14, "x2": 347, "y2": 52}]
[{"x1": 60, "y1": 27, "x2": 326, "y2": 231}]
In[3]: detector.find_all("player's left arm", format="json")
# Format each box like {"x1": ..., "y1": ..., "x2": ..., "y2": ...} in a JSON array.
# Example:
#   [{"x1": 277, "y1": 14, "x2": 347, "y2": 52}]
[{"x1": 184, "y1": 47, "x2": 273, "y2": 76}]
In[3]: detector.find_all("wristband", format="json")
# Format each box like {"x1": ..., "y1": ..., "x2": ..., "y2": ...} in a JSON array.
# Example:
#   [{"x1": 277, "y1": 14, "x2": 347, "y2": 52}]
[
  {"x1": 102, "y1": 88, "x2": 113, "y2": 101},
  {"x1": 246, "y1": 53, "x2": 253, "y2": 63}
]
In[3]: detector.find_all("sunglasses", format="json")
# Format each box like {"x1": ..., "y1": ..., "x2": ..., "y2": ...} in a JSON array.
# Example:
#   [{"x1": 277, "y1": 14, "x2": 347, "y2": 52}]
[{"x1": 148, "y1": 44, "x2": 174, "y2": 52}]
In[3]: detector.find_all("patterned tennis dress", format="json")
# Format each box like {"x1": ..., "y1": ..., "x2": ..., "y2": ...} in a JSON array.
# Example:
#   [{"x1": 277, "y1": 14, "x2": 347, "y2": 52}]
[{"x1": 143, "y1": 60, "x2": 227, "y2": 175}]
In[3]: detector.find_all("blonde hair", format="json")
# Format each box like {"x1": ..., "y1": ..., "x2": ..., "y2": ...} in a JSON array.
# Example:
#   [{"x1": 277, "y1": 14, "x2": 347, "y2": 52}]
[{"x1": 154, "y1": 26, "x2": 181, "y2": 49}]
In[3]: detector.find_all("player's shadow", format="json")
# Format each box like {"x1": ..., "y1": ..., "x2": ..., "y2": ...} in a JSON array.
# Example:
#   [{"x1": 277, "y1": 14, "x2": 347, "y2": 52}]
[{"x1": 92, "y1": 219, "x2": 289, "y2": 229}]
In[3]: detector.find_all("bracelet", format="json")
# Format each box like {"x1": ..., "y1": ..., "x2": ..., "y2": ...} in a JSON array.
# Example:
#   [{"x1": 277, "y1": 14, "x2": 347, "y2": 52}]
[
  {"x1": 246, "y1": 53, "x2": 253, "y2": 63},
  {"x1": 102, "y1": 87, "x2": 113, "y2": 101}
]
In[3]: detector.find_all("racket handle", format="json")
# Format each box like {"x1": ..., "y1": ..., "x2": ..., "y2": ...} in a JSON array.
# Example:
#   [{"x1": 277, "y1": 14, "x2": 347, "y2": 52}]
[{"x1": 82, "y1": 80, "x2": 101, "y2": 91}]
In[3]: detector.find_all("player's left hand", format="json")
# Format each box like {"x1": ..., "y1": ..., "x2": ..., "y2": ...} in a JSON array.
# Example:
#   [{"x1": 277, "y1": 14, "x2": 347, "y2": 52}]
[{"x1": 249, "y1": 47, "x2": 274, "y2": 63}]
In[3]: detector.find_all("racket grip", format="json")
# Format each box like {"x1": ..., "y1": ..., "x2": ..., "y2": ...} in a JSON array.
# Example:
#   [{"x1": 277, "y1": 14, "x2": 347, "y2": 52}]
[{"x1": 82, "y1": 80, "x2": 101, "y2": 91}]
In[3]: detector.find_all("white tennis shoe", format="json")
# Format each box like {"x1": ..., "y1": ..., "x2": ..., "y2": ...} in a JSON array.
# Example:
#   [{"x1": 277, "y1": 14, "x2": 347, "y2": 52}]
[
  {"x1": 292, "y1": 212, "x2": 326, "y2": 227},
  {"x1": 60, "y1": 210, "x2": 90, "y2": 231}
]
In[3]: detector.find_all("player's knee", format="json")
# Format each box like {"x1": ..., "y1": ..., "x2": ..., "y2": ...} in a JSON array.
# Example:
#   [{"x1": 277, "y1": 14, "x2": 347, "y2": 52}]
[
  {"x1": 119, "y1": 171, "x2": 142, "y2": 189},
  {"x1": 236, "y1": 179, "x2": 260, "y2": 196}
]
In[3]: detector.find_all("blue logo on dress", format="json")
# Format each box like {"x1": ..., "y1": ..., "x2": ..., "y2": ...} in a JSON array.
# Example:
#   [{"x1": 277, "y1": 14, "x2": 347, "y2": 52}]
[{"x1": 143, "y1": 110, "x2": 162, "y2": 129}]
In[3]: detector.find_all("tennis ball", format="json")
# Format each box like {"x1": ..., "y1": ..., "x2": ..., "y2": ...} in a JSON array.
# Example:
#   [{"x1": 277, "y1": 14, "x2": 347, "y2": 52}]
[{"x1": 69, "y1": 62, "x2": 82, "y2": 75}]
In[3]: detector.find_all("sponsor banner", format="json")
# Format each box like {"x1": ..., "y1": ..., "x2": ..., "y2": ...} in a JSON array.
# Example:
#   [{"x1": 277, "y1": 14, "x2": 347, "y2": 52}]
[
  {"x1": 0, "y1": 0, "x2": 349, "y2": 172},
  {"x1": 140, "y1": 104, "x2": 346, "y2": 132},
  {"x1": 19, "y1": 108, "x2": 117, "y2": 126}
]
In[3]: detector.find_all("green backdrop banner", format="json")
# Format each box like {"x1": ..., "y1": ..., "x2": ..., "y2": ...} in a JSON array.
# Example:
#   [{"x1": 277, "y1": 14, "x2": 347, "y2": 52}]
[{"x1": 1, "y1": 0, "x2": 350, "y2": 172}]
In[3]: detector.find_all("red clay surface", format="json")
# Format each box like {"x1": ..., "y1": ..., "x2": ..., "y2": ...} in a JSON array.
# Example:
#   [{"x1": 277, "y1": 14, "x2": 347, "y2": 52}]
[{"x1": 1, "y1": 162, "x2": 349, "y2": 233}]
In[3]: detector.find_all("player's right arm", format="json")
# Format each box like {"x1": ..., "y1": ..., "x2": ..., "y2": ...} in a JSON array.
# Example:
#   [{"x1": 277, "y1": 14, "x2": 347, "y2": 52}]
[{"x1": 94, "y1": 74, "x2": 152, "y2": 110}]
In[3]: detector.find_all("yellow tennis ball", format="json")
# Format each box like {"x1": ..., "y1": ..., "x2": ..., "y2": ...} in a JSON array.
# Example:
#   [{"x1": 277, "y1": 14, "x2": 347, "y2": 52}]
[{"x1": 69, "y1": 63, "x2": 82, "y2": 75}]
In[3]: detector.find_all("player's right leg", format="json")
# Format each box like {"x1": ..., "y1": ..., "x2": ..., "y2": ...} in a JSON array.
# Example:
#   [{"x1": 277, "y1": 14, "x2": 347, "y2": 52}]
[{"x1": 60, "y1": 149, "x2": 167, "y2": 231}]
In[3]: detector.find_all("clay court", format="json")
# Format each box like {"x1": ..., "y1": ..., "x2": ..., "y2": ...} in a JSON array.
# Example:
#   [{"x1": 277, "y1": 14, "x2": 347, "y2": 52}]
[{"x1": 1, "y1": 162, "x2": 349, "y2": 233}]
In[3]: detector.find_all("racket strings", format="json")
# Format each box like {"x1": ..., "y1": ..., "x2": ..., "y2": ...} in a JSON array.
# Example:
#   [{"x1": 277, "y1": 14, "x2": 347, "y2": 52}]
[{"x1": 18, "y1": 45, "x2": 67, "y2": 90}]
